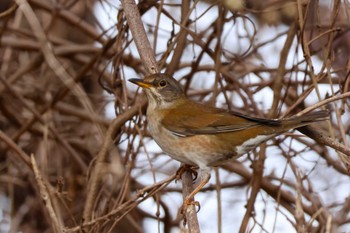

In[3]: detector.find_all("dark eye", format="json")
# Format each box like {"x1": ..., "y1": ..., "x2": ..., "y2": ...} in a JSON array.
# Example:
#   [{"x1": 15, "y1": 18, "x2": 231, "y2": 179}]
[{"x1": 159, "y1": 80, "x2": 167, "y2": 87}]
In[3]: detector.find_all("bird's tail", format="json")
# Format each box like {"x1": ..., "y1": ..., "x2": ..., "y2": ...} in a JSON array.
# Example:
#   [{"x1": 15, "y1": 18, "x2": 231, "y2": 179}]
[{"x1": 283, "y1": 110, "x2": 329, "y2": 129}]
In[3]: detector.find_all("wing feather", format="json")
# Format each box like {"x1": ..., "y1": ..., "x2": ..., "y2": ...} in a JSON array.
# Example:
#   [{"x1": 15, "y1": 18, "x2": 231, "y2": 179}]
[{"x1": 160, "y1": 100, "x2": 280, "y2": 136}]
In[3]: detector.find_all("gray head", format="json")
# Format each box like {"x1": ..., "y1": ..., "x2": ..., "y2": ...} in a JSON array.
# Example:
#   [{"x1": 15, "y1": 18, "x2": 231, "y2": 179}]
[{"x1": 129, "y1": 73, "x2": 185, "y2": 109}]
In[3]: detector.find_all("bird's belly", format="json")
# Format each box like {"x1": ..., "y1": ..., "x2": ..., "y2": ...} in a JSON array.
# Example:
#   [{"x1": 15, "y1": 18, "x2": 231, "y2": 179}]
[{"x1": 148, "y1": 119, "x2": 236, "y2": 168}]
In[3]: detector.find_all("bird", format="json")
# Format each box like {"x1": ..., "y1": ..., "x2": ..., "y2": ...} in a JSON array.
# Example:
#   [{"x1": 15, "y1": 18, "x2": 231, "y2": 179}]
[{"x1": 129, "y1": 73, "x2": 328, "y2": 209}]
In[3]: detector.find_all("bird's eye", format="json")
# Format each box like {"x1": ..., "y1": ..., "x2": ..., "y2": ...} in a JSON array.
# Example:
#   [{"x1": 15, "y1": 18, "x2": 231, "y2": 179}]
[{"x1": 159, "y1": 80, "x2": 167, "y2": 87}]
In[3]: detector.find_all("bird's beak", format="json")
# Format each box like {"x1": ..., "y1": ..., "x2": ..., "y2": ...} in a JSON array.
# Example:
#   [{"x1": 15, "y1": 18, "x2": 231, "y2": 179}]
[{"x1": 129, "y1": 79, "x2": 152, "y2": 89}]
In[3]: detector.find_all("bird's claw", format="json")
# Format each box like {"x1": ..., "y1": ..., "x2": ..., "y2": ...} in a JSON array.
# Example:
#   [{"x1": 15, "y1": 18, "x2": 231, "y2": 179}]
[
  {"x1": 185, "y1": 199, "x2": 201, "y2": 213},
  {"x1": 175, "y1": 165, "x2": 198, "y2": 183}
]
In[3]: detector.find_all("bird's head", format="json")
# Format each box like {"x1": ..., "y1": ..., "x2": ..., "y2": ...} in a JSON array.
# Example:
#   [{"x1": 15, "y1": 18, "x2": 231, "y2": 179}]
[{"x1": 129, "y1": 73, "x2": 185, "y2": 109}]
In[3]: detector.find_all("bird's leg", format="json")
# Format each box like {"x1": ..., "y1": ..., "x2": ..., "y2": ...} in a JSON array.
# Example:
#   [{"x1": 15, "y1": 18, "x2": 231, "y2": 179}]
[
  {"x1": 182, "y1": 169, "x2": 211, "y2": 213},
  {"x1": 175, "y1": 164, "x2": 198, "y2": 183}
]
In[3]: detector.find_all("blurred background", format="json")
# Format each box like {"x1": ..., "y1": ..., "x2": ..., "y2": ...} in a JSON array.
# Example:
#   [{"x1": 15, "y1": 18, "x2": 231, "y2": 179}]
[{"x1": 0, "y1": 0, "x2": 349, "y2": 232}]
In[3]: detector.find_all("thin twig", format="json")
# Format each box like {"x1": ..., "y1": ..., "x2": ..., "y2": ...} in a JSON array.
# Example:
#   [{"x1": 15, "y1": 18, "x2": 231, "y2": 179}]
[
  {"x1": 69, "y1": 174, "x2": 176, "y2": 232},
  {"x1": 239, "y1": 146, "x2": 266, "y2": 233},
  {"x1": 83, "y1": 99, "x2": 146, "y2": 222},
  {"x1": 0, "y1": 130, "x2": 31, "y2": 168},
  {"x1": 214, "y1": 168, "x2": 222, "y2": 233},
  {"x1": 269, "y1": 22, "x2": 297, "y2": 118},
  {"x1": 31, "y1": 154, "x2": 64, "y2": 233},
  {"x1": 294, "y1": 169, "x2": 306, "y2": 233}
]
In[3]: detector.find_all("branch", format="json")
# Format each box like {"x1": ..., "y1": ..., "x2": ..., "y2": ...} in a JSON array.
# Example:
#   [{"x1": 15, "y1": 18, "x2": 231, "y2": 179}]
[
  {"x1": 181, "y1": 170, "x2": 201, "y2": 233},
  {"x1": 121, "y1": 0, "x2": 159, "y2": 74},
  {"x1": 298, "y1": 126, "x2": 350, "y2": 172}
]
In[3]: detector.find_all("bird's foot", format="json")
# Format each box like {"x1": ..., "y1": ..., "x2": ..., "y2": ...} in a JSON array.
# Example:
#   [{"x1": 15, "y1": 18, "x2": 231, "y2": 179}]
[
  {"x1": 181, "y1": 198, "x2": 201, "y2": 226},
  {"x1": 175, "y1": 165, "x2": 198, "y2": 183}
]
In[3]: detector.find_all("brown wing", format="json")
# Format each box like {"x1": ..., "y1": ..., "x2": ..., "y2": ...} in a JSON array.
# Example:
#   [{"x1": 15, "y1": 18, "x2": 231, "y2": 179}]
[{"x1": 160, "y1": 100, "x2": 281, "y2": 136}]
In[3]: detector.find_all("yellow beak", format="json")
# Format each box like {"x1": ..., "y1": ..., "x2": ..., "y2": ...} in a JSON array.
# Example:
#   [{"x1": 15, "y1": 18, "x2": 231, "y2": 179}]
[{"x1": 129, "y1": 79, "x2": 152, "y2": 89}]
